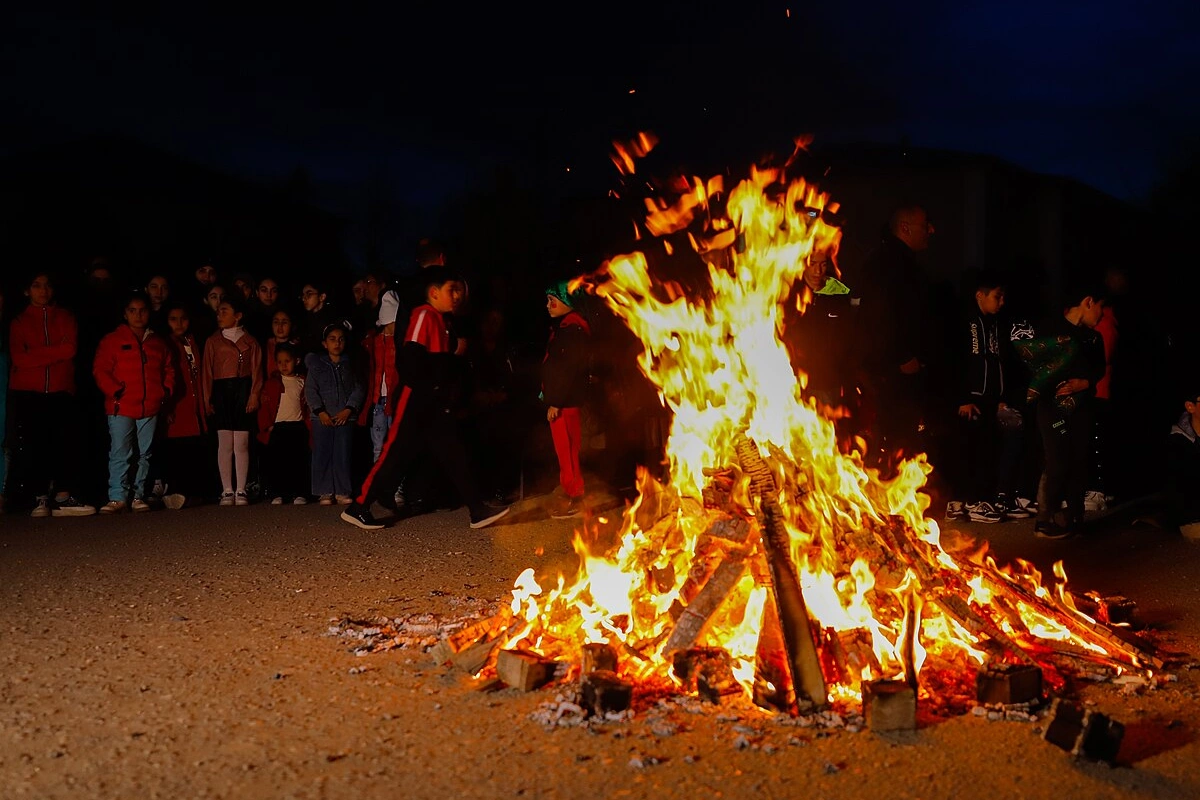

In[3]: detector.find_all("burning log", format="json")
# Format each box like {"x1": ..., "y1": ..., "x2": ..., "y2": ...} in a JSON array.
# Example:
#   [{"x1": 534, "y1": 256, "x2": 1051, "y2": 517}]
[
  {"x1": 581, "y1": 670, "x2": 634, "y2": 716},
  {"x1": 672, "y1": 647, "x2": 740, "y2": 703},
  {"x1": 863, "y1": 679, "x2": 917, "y2": 732},
  {"x1": 664, "y1": 532, "x2": 757, "y2": 654},
  {"x1": 581, "y1": 642, "x2": 619, "y2": 675},
  {"x1": 820, "y1": 627, "x2": 883, "y2": 688},
  {"x1": 735, "y1": 434, "x2": 827, "y2": 711},
  {"x1": 496, "y1": 649, "x2": 558, "y2": 692}
]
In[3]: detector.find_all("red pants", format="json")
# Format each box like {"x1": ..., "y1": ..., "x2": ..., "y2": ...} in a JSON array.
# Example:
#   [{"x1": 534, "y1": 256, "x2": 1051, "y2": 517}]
[{"x1": 549, "y1": 407, "x2": 584, "y2": 499}]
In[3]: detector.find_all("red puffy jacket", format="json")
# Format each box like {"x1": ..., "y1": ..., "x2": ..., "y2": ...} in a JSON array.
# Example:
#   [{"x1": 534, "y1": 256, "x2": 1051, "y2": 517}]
[
  {"x1": 92, "y1": 326, "x2": 176, "y2": 418},
  {"x1": 9, "y1": 303, "x2": 78, "y2": 394}
]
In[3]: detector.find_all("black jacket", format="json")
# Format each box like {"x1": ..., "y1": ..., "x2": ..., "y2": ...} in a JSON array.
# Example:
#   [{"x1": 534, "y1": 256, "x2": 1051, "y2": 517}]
[{"x1": 541, "y1": 311, "x2": 591, "y2": 409}]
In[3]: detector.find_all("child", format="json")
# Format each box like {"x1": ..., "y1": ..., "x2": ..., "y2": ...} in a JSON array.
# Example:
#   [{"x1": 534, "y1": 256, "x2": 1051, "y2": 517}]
[
  {"x1": 259, "y1": 344, "x2": 311, "y2": 504},
  {"x1": 341, "y1": 266, "x2": 510, "y2": 531},
  {"x1": 304, "y1": 323, "x2": 364, "y2": 505},
  {"x1": 200, "y1": 297, "x2": 263, "y2": 506},
  {"x1": 360, "y1": 297, "x2": 401, "y2": 462},
  {"x1": 161, "y1": 303, "x2": 213, "y2": 507},
  {"x1": 265, "y1": 308, "x2": 301, "y2": 379},
  {"x1": 542, "y1": 280, "x2": 592, "y2": 519},
  {"x1": 7, "y1": 271, "x2": 95, "y2": 517},
  {"x1": 92, "y1": 294, "x2": 175, "y2": 513}
]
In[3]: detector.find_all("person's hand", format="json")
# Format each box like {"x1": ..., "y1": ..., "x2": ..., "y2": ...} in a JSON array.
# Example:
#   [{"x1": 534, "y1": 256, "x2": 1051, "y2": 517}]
[
  {"x1": 246, "y1": 397, "x2": 260, "y2": 413},
  {"x1": 455, "y1": 338, "x2": 468, "y2": 357},
  {"x1": 899, "y1": 357, "x2": 921, "y2": 375},
  {"x1": 958, "y1": 403, "x2": 980, "y2": 420},
  {"x1": 319, "y1": 411, "x2": 334, "y2": 427},
  {"x1": 1056, "y1": 378, "x2": 1088, "y2": 396},
  {"x1": 205, "y1": 402, "x2": 215, "y2": 416},
  {"x1": 333, "y1": 409, "x2": 352, "y2": 426},
  {"x1": 547, "y1": 405, "x2": 560, "y2": 422}
]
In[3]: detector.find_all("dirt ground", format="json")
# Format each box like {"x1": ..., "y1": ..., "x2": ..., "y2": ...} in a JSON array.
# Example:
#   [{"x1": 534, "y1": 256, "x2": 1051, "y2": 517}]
[{"x1": 2, "y1": 487, "x2": 1200, "y2": 800}]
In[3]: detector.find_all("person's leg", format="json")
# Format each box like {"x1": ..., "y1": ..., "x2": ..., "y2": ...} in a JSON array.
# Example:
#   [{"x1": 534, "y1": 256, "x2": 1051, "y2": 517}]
[
  {"x1": 132, "y1": 416, "x2": 159, "y2": 500},
  {"x1": 550, "y1": 407, "x2": 585, "y2": 499},
  {"x1": 311, "y1": 424, "x2": 334, "y2": 498},
  {"x1": 370, "y1": 402, "x2": 390, "y2": 462},
  {"x1": 106, "y1": 415, "x2": 135, "y2": 502},
  {"x1": 1035, "y1": 403, "x2": 1069, "y2": 526},
  {"x1": 1064, "y1": 403, "x2": 1095, "y2": 528},
  {"x1": 279, "y1": 423, "x2": 311, "y2": 499},
  {"x1": 333, "y1": 424, "x2": 353, "y2": 497},
  {"x1": 216, "y1": 430, "x2": 235, "y2": 495},
  {"x1": 232, "y1": 431, "x2": 250, "y2": 495}
]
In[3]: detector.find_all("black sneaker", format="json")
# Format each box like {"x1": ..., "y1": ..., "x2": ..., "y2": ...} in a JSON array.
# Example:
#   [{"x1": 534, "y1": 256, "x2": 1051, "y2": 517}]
[
  {"x1": 1034, "y1": 521, "x2": 1072, "y2": 540},
  {"x1": 966, "y1": 501, "x2": 1003, "y2": 523},
  {"x1": 51, "y1": 496, "x2": 97, "y2": 517},
  {"x1": 470, "y1": 505, "x2": 510, "y2": 530},
  {"x1": 341, "y1": 504, "x2": 385, "y2": 530}
]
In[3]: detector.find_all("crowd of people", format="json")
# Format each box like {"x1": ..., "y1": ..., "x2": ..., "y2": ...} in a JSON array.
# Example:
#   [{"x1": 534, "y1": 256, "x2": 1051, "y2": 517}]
[{"x1": 0, "y1": 206, "x2": 1195, "y2": 541}]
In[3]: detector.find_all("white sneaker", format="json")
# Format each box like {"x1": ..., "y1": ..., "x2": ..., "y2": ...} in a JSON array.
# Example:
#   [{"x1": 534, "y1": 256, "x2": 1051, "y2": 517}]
[
  {"x1": 51, "y1": 496, "x2": 97, "y2": 517},
  {"x1": 163, "y1": 494, "x2": 187, "y2": 510},
  {"x1": 219, "y1": 492, "x2": 236, "y2": 507},
  {"x1": 944, "y1": 500, "x2": 964, "y2": 520},
  {"x1": 31, "y1": 496, "x2": 51, "y2": 518},
  {"x1": 335, "y1": 495, "x2": 353, "y2": 505},
  {"x1": 292, "y1": 496, "x2": 308, "y2": 505},
  {"x1": 318, "y1": 494, "x2": 334, "y2": 506},
  {"x1": 99, "y1": 500, "x2": 128, "y2": 515},
  {"x1": 270, "y1": 496, "x2": 284, "y2": 505},
  {"x1": 234, "y1": 491, "x2": 250, "y2": 506},
  {"x1": 130, "y1": 498, "x2": 152, "y2": 513}
]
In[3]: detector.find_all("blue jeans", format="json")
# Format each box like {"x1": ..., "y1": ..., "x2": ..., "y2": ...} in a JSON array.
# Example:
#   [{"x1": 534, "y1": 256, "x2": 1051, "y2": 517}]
[
  {"x1": 107, "y1": 415, "x2": 159, "y2": 502},
  {"x1": 369, "y1": 401, "x2": 392, "y2": 462},
  {"x1": 311, "y1": 420, "x2": 354, "y2": 496}
]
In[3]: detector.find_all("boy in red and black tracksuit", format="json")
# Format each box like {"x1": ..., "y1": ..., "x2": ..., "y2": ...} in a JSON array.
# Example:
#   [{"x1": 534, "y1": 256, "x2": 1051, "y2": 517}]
[
  {"x1": 340, "y1": 267, "x2": 509, "y2": 531},
  {"x1": 542, "y1": 280, "x2": 592, "y2": 518}
]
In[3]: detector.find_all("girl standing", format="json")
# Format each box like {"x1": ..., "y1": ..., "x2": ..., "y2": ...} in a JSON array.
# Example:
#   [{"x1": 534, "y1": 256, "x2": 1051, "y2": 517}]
[
  {"x1": 200, "y1": 298, "x2": 263, "y2": 506},
  {"x1": 162, "y1": 302, "x2": 214, "y2": 507},
  {"x1": 258, "y1": 344, "x2": 311, "y2": 504},
  {"x1": 304, "y1": 323, "x2": 364, "y2": 505},
  {"x1": 264, "y1": 308, "x2": 301, "y2": 379}
]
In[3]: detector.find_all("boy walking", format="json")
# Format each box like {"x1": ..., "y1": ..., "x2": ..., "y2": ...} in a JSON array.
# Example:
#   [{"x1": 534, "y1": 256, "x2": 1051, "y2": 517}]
[{"x1": 340, "y1": 267, "x2": 509, "y2": 531}]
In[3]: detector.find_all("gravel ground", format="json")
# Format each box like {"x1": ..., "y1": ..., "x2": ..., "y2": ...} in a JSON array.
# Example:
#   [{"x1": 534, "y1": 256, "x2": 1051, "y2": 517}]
[{"x1": 2, "y1": 490, "x2": 1199, "y2": 800}]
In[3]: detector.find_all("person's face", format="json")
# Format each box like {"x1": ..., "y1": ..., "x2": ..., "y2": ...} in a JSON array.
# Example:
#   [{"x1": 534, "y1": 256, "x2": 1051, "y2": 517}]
[
  {"x1": 215, "y1": 302, "x2": 241, "y2": 329},
  {"x1": 322, "y1": 328, "x2": 346, "y2": 356},
  {"x1": 146, "y1": 276, "x2": 170, "y2": 307},
  {"x1": 428, "y1": 283, "x2": 456, "y2": 314},
  {"x1": 363, "y1": 275, "x2": 384, "y2": 305},
  {"x1": 26, "y1": 275, "x2": 54, "y2": 307},
  {"x1": 271, "y1": 311, "x2": 293, "y2": 340},
  {"x1": 167, "y1": 308, "x2": 190, "y2": 337},
  {"x1": 546, "y1": 295, "x2": 571, "y2": 319},
  {"x1": 1081, "y1": 297, "x2": 1105, "y2": 328},
  {"x1": 352, "y1": 280, "x2": 366, "y2": 305},
  {"x1": 977, "y1": 287, "x2": 1006, "y2": 316},
  {"x1": 234, "y1": 278, "x2": 253, "y2": 300},
  {"x1": 205, "y1": 286, "x2": 227, "y2": 311},
  {"x1": 195, "y1": 265, "x2": 217, "y2": 286},
  {"x1": 450, "y1": 281, "x2": 466, "y2": 312},
  {"x1": 803, "y1": 255, "x2": 829, "y2": 292},
  {"x1": 276, "y1": 350, "x2": 297, "y2": 376},
  {"x1": 301, "y1": 285, "x2": 324, "y2": 312},
  {"x1": 900, "y1": 210, "x2": 934, "y2": 252},
  {"x1": 124, "y1": 299, "x2": 150, "y2": 331},
  {"x1": 257, "y1": 280, "x2": 280, "y2": 307}
]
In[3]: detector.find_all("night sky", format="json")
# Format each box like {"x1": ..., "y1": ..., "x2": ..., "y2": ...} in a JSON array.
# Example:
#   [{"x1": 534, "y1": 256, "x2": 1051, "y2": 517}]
[{"x1": 4, "y1": 3, "x2": 1198, "y2": 238}]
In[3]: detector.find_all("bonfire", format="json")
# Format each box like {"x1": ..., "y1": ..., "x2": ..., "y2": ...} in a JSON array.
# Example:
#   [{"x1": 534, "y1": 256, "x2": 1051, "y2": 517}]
[{"x1": 450, "y1": 137, "x2": 1160, "y2": 720}]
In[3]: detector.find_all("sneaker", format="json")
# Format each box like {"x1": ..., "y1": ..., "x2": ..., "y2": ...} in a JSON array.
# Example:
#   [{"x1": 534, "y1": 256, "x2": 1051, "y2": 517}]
[
  {"x1": 1034, "y1": 521, "x2": 1072, "y2": 540},
  {"x1": 995, "y1": 495, "x2": 1032, "y2": 520},
  {"x1": 318, "y1": 494, "x2": 334, "y2": 506},
  {"x1": 292, "y1": 496, "x2": 308, "y2": 505},
  {"x1": 944, "y1": 500, "x2": 965, "y2": 520},
  {"x1": 340, "y1": 504, "x2": 385, "y2": 530},
  {"x1": 163, "y1": 493, "x2": 187, "y2": 510},
  {"x1": 99, "y1": 500, "x2": 128, "y2": 515},
  {"x1": 335, "y1": 495, "x2": 353, "y2": 505},
  {"x1": 234, "y1": 491, "x2": 250, "y2": 506},
  {"x1": 51, "y1": 496, "x2": 97, "y2": 517},
  {"x1": 966, "y1": 501, "x2": 1003, "y2": 524},
  {"x1": 130, "y1": 498, "x2": 152, "y2": 513},
  {"x1": 470, "y1": 505, "x2": 511, "y2": 530},
  {"x1": 31, "y1": 496, "x2": 51, "y2": 518},
  {"x1": 270, "y1": 496, "x2": 284, "y2": 505},
  {"x1": 1014, "y1": 497, "x2": 1038, "y2": 515},
  {"x1": 551, "y1": 497, "x2": 583, "y2": 519},
  {"x1": 219, "y1": 492, "x2": 236, "y2": 507},
  {"x1": 151, "y1": 480, "x2": 167, "y2": 499},
  {"x1": 1083, "y1": 490, "x2": 1108, "y2": 513}
]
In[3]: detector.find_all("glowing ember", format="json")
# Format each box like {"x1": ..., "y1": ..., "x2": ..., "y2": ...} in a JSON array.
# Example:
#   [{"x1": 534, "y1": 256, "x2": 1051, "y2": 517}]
[{"x1": 492, "y1": 139, "x2": 1158, "y2": 713}]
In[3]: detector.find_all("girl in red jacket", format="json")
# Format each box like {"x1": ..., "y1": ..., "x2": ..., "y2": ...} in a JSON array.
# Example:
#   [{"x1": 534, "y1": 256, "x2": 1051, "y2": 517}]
[
  {"x1": 7, "y1": 272, "x2": 96, "y2": 517},
  {"x1": 161, "y1": 302, "x2": 215, "y2": 507},
  {"x1": 92, "y1": 294, "x2": 176, "y2": 513}
]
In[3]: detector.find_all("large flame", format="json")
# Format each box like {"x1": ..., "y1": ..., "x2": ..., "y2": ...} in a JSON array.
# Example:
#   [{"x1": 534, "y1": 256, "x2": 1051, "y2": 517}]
[{"x1": 498, "y1": 146, "x2": 1151, "y2": 707}]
